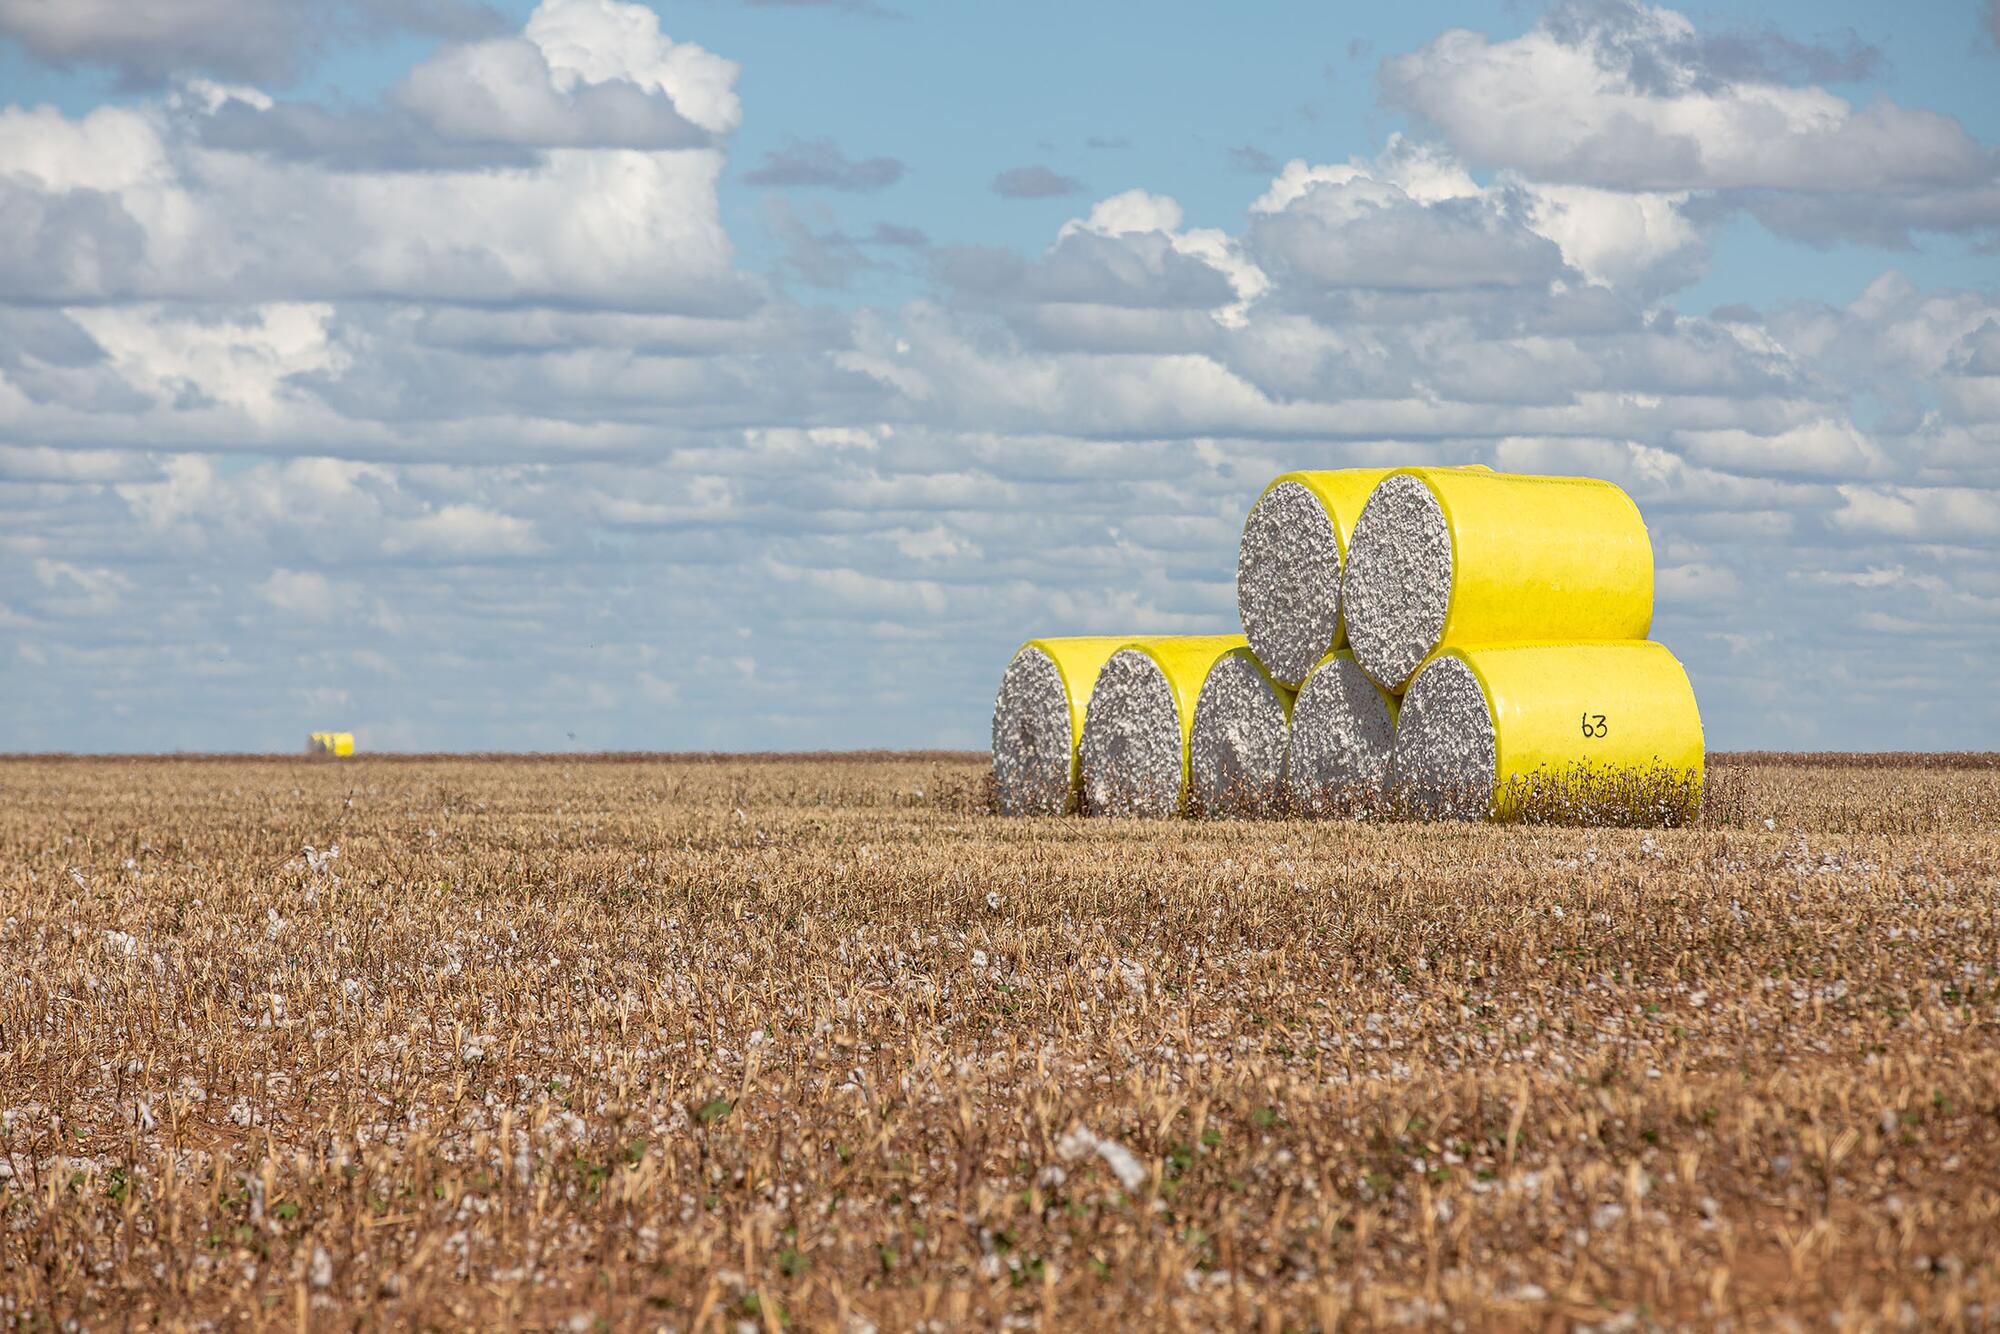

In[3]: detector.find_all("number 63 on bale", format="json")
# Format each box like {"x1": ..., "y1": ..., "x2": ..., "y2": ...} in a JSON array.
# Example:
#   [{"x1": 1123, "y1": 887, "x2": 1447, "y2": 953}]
[{"x1": 1580, "y1": 713, "x2": 1608, "y2": 738}]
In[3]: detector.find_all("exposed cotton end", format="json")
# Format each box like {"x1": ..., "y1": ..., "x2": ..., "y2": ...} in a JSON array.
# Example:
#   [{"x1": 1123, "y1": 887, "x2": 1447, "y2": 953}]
[
  {"x1": 1386, "y1": 655, "x2": 1495, "y2": 819},
  {"x1": 1236, "y1": 481, "x2": 1342, "y2": 688},
  {"x1": 1343, "y1": 474, "x2": 1452, "y2": 692},
  {"x1": 1078, "y1": 649, "x2": 1185, "y2": 818},
  {"x1": 991, "y1": 646, "x2": 1076, "y2": 815},
  {"x1": 1188, "y1": 650, "x2": 1291, "y2": 818},
  {"x1": 1284, "y1": 652, "x2": 1397, "y2": 815}
]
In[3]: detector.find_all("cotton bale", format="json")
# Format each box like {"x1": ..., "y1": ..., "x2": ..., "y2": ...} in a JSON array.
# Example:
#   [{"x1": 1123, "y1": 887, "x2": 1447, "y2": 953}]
[
  {"x1": 1387, "y1": 641, "x2": 1703, "y2": 822},
  {"x1": 1342, "y1": 468, "x2": 1653, "y2": 693},
  {"x1": 307, "y1": 732, "x2": 355, "y2": 756},
  {"x1": 1187, "y1": 646, "x2": 1294, "y2": 818},
  {"x1": 1234, "y1": 469, "x2": 1394, "y2": 689},
  {"x1": 1077, "y1": 635, "x2": 1248, "y2": 818},
  {"x1": 1283, "y1": 650, "x2": 1399, "y2": 815},
  {"x1": 990, "y1": 636, "x2": 1136, "y2": 816}
]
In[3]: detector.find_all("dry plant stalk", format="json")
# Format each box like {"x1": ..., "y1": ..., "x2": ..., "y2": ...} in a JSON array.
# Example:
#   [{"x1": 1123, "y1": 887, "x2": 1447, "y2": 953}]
[{"x1": 0, "y1": 753, "x2": 1995, "y2": 1328}]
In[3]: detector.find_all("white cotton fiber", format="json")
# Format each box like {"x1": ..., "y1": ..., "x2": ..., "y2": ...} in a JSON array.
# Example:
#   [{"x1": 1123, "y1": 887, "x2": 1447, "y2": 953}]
[
  {"x1": 1077, "y1": 649, "x2": 1186, "y2": 818},
  {"x1": 1384, "y1": 654, "x2": 1495, "y2": 819},
  {"x1": 990, "y1": 646, "x2": 1076, "y2": 816},
  {"x1": 1283, "y1": 652, "x2": 1397, "y2": 815},
  {"x1": 1188, "y1": 649, "x2": 1291, "y2": 818},
  {"x1": 1341, "y1": 474, "x2": 1452, "y2": 694},
  {"x1": 1236, "y1": 481, "x2": 1343, "y2": 688}
]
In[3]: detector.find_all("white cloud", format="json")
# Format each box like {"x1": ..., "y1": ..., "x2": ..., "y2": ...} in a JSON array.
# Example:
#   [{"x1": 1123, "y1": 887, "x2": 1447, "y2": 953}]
[
  {"x1": 0, "y1": 0, "x2": 500, "y2": 86},
  {"x1": 397, "y1": 0, "x2": 739, "y2": 149},
  {"x1": 383, "y1": 505, "x2": 545, "y2": 559},
  {"x1": 255, "y1": 568, "x2": 354, "y2": 619},
  {"x1": 1830, "y1": 485, "x2": 2000, "y2": 541},
  {"x1": 1382, "y1": 4, "x2": 1988, "y2": 192},
  {"x1": 0, "y1": 1, "x2": 750, "y2": 311},
  {"x1": 1673, "y1": 420, "x2": 1885, "y2": 478},
  {"x1": 1657, "y1": 561, "x2": 1740, "y2": 602},
  {"x1": 1378, "y1": 3, "x2": 2000, "y2": 252}
]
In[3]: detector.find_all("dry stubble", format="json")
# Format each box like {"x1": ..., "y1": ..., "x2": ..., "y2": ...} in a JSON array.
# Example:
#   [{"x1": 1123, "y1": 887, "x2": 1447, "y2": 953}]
[{"x1": 0, "y1": 753, "x2": 1996, "y2": 1329}]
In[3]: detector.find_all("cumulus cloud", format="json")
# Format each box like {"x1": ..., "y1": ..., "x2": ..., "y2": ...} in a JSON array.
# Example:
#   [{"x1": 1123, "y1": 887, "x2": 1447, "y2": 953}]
[
  {"x1": 742, "y1": 137, "x2": 904, "y2": 190},
  {"x1": 1380, "y1": 2, "x2": 2000, "y2": 249},
  {"x1": 0, "y1": 0, "x2": 503, "y2": 87},
  {"x1": 256, "y1": 568, "x2": 355, "y2": 619},
  {"x1": 0, "y1": 1, "x2": 754, "y2": 311},
  {"x1": 1383, "y1": 3, "x2": 1984, "y2": 192}
]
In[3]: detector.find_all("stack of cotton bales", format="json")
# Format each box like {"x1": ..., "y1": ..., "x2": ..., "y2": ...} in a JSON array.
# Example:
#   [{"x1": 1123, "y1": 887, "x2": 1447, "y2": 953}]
[{"x1": 992, "y1": 464, "x2": 1703, "y2": 822}]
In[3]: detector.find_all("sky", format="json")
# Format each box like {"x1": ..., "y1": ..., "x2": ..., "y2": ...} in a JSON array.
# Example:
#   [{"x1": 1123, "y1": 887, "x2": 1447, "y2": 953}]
[{"x1": 0, "y1": 0, "x2": 1997, "y2": 753}]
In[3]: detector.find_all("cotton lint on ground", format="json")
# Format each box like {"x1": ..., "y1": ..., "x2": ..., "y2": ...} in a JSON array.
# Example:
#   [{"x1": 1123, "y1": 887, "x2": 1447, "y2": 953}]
[
  {"x1": 1187, "y1": 648, "x2": 1292, "y2": 818},
  {"x1": 1283, "y1": 650, "x2": 1397, "y2": 815},
  {"x1": 1344, "y1": 467, "x2": 1655, "y2": 693},
  {"x1": 1235, "y1": 469, "x2": 1389, "y2": 688},
  {"x1": 1384, "y1": 654, "x2": 1496, "y2": 819},
  {"x1": 990, "y1": 637, "x2": 1130, "y2": 815}
]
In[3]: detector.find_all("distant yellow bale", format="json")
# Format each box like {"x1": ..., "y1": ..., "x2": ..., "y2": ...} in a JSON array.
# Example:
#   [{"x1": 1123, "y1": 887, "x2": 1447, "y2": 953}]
[{"x1": 308, "y1": 732, "x2": 355, "y2": 756}]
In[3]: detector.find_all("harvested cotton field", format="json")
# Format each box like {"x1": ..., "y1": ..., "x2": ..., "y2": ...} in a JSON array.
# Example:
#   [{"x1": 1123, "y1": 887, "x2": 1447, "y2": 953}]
[{"x1": 3, "y1": 752, "x2": 1998, "y2": 1329}]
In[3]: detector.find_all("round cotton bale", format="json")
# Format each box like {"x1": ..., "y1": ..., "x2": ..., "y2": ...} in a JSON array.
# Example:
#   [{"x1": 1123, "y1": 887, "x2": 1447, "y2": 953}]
[
  {"x1": 1078, "y1": 635, "x2": 1248, "y2": 818},
  {"x1": 1283, "y1": 650, "x2": 1399, "y2": 815},
  {"x1": 1234, "y1": 469, "x2": 1391, "y2": 689},
  {"x1": 1187, "y1": 647, "x2": 1294, "y2": 818},
  {"x1": 990, "y1": 636, "x2": 1133, "y2": 815},
  {"x1": 1388, "y1": 642, "x2": 1703, "y2": 822},
  {"x1": 1343, "y1": 469, "x2": 1654, "y2": 693}
]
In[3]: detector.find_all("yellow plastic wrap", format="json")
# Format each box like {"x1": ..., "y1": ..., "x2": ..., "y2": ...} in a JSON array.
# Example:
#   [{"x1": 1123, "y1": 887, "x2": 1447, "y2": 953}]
[
  {"x1": 1453, "y1": 641, "x2": 1702, "y2": 818},
  {"x1": 308, "y1": 732, "x2": 355, "y2": 756},
  {"x1": 1257, "y1": 470, "x2": 1393, "y2": 553},
  {"x1": 1360, "y1": 467, "x2": 1652, "y2": 691},
  {"x1": 1120, "y1": 634, "x2": 1251, "y2": 809},
  {"x1": 1018, "y1": 635, "x2": 1138, "y2": 803}
]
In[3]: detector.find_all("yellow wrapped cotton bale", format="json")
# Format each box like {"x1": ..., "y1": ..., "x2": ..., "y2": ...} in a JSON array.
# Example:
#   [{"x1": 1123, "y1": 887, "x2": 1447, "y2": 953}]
[
  {"x1": 991, "y1": 636, "x2": 1136, "y2": 815},
  {"x1": 1187, "y1": 647, "x2": 1295, "y2": 818},
  {"x1": 1235, "y1": 468, "x2": 1394, "y2": 688},
  {"x1": 1343, "y1": 468, "x2": 1654, "y2": 693},
  {"x1": 1388, "y1": 642, "x2": 1703, "y2": 822},
  {"x1": 1283, "y1": 650, "x2": 1400, "y2": 815},
  {"x1": 1078, "y1": 635, "x2": 1248, "y2": 818},
  {"x1": 307, "y1": 732, "x2": 355, "y2": 756}
]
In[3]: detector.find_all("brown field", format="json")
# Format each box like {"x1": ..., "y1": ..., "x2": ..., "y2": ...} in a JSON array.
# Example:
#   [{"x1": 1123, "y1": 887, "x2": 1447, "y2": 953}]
[{"x1": 2, "y1": 753, "x2": 1997, "y2": 1330}]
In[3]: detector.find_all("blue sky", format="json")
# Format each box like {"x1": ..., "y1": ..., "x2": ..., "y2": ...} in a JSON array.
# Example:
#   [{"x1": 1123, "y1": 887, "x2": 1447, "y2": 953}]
[{"x1": 0, "y1": 0, "x2": 1996, "y2": 752}]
